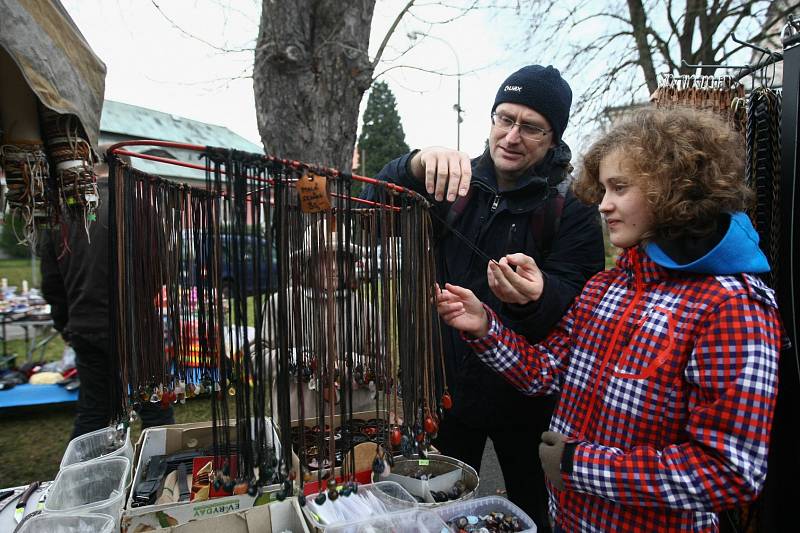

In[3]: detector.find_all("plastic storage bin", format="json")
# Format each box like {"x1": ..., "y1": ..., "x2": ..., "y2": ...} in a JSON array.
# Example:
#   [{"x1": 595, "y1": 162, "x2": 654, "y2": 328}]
[
  {"x1": 326, "y1": 508, "x2": 448, "y2": 533},
  {"x1": 15, "y1": 513, "x2": 115, "y2": 533},
  {"x1": 60, "y1": 426, "x2": 133, "y2": 469},
  {"x1": 435, "y1": 495, "x2": 537, "y2": 532},
  {"x1": 303, "y1": 481, "x2": 417, "y2": 530},
  {"x1": 44, "y1": 456, "x2": 130, "y2": 522}
]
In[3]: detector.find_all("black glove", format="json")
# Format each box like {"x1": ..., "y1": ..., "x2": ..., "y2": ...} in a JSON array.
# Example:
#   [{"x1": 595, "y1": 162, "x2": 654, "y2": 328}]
[{"x1": 539, "y1": 431, "x2": 574, "y2": 492}]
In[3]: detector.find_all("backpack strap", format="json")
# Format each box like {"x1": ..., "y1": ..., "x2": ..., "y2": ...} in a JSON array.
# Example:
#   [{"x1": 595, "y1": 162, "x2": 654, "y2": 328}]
[
  {"x1": 435, "y1": 187, "x2": 475, "y2": 243},
  {"x1": 446, "y1": 188, "x2": 474, "y2": 226},
  {"x1": 530, "y1": 177, "x2": 570, "y2": 259}
]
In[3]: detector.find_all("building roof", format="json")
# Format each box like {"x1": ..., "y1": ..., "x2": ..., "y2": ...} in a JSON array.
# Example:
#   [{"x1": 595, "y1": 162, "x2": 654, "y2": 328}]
[{"x1": 100, "y1": 99, "x2": 262, "y2": 153}]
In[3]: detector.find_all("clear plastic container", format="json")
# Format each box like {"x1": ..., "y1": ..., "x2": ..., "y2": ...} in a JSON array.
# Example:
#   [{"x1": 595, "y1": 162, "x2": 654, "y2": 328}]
[
  {"x1": 326, "y1": 508, "x2": 448, "y2": 533},
  {"x1": 302, "y1": 481, "x2": 418, "y2": 530},
  {"x1": 377, "y1": 453, "x2": 479, "y2": 507},
  {"x1": 15, "y1": 513, "x2": 115, "y2": 533},
  {"x1": 60, "y1": 426, "x2": 133, "y2": 470},
  {"x1": 44, "y1": 456, "x2": 130, "y2": 522},
  {"x1": 435, "y1": 495, "x2": 537, "y2": 532}
]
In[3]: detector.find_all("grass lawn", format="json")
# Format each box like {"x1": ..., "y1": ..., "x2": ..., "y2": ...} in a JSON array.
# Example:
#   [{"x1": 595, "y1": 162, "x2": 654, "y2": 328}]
[
  {"x1": 0, "y1": 395, "x2": 214, "y2": 488},
  {"x1": 0, "y1": 257, "x2": 39, "y2": 289}
]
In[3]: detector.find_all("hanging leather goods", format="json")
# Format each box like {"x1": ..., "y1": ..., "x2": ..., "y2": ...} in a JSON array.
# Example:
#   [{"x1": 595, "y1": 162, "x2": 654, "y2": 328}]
[
  {"x1": 0, "y1": 141, "x2": 50, "y2": 241},
  {"x1": 39, "y1": 105, "x2": 99, "y2": 225},
  {"x1": 296, "y1": 171, "x2": 332, "y2": 213}
]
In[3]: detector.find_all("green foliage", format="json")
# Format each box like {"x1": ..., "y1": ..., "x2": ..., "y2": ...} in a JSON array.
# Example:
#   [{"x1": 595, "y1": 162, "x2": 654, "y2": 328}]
[
  {"x1": 0, "y1": 214, "x2": 34, "y2": 258},
  {"x1": 357, "y1": 81, "x2": 410, "y2": 179}
]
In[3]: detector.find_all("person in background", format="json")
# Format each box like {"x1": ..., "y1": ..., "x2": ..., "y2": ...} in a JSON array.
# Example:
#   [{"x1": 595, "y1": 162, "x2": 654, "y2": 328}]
[
  {"x1": 437, "y1": 108, "x2": 781, "y2": 532},
  {"x1": 39, "y1": 146, "x2": 174, "y2": 440},
  {"x1": 258, "y1": 219, "x2": 377, "y2": 420},
  {"x1": 363, "y1": 65, "x2": 605, "y2": 529}
]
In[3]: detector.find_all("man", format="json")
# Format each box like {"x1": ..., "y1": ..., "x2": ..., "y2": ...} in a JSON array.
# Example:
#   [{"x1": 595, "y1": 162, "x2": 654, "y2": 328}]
[
  {"x1": 363, "y1": 65, "x2": 605, "y2": 530},
  {"x1": 39, "y1": 148, "x2": 174, "y2": 439}
]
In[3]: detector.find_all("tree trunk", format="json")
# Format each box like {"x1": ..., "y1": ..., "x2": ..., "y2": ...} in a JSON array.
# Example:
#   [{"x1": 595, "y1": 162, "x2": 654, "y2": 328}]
[
  {"x1": 253, "y1": 0, "x2": 376, "y2": 171},
  {"x1": 626, "y1": 0, "x2": 659, "y2": 93}
]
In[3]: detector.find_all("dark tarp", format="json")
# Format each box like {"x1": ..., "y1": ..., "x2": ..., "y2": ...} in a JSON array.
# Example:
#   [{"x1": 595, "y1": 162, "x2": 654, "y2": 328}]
[{"x1": 0, "y1": 0, "x2": 106, "y2": 148}]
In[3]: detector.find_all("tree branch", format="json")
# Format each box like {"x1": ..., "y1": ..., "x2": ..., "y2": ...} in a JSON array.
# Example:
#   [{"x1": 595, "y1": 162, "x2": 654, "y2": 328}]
[
  {"x1": 626, "y1": 0, "x2": 659, "y2": 92},
  {"x1": 679, "y1": 0, "x2": 700, "y2": 68},
  {"x1": 710, "y1": 6, "x2": 752, "y2": 57},
  {"x1": 373, "y1": 63, "x2": 487, "y2": 81},
  {"x1": 745, "y1": 1, "x2": 800, "y2": 44},
  {"x1": 150, "y1": 0, "x2": 253, "y2": 54},
  {"x1": 647, "y1": 26, "x2": 678, "y2": 72},
  {"x1": 570, "y1": 10, "x2": 631, "y2": 29},
  {"x1": 371, "y1": 0, "x2": 415, "y2": 69},
  {"x1": 407, "y1": 0, "x2": 481, "y2": 24},
  {"x1": 666, "y1": 0, "x2": 681, "y2": 41}
]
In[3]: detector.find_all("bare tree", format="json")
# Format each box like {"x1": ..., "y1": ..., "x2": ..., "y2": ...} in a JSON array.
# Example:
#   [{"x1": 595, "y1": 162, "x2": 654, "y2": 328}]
[
  {"x1": 515, "y1": 0, "x2": 799, "y2": 122},
  {"x1": 149, "y1": 1, "x2": 483, "y2": 171},
  {"x1": 253, "y1": 1, "x2": 415, "y2": 171}
]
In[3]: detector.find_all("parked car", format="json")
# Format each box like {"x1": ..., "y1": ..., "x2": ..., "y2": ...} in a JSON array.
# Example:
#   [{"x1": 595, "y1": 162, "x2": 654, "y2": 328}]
[{"x1": 182, "y1": 232, "x2": 279, "y2": 297}]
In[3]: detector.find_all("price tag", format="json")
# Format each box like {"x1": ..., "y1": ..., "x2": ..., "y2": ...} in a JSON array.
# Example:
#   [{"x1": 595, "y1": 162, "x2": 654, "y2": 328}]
[
  {"x1": 418, "y1": 459, "x2": 430, "y2": 466},
  {"x1": 296, "y1": 172, "x2": 331, "y2": 213}
]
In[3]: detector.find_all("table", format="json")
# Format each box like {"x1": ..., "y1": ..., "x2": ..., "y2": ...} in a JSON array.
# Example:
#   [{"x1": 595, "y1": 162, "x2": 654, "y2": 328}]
[
  {"x1": 0, "y1": 481, "x2": 51, "y2": 530},
  {"x1": 0, "y1": 313, "x2": 58, "y2": 368}
]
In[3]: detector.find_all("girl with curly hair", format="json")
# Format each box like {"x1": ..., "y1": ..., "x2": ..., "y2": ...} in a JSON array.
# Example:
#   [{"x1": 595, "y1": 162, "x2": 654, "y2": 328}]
[{"x1": 437, "y1": 108, "x2": 781, "y2": 532}]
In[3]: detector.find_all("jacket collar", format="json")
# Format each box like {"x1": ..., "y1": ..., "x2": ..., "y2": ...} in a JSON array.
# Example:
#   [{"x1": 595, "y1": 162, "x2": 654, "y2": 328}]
[
  {"x1": 616, "y1": 245, "x2": 670, "y2": 285},
  {"x1": 645, "y1": 212, "x2": 770, "y2": 274},
  {"x1": 471, "y1": 140, "x2": 573, "y2": 196}
]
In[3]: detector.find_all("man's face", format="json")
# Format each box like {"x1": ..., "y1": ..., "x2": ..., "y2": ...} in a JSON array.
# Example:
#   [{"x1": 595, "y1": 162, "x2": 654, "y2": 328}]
[{"x1": 489, "y1": 102, "x2": 556, "y2": 182}]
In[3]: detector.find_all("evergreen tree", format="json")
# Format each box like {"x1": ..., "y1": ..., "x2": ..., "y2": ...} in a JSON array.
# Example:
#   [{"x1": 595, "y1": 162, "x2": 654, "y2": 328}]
[{"x1": 357, "y1": 81, "x2": 409, "y2": 179}]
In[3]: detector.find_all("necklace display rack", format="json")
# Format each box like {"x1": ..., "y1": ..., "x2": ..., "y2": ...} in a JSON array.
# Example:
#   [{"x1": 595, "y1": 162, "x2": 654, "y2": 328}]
[{"x1": 106, "y1": 139, "x2": 452, "y2": 506}]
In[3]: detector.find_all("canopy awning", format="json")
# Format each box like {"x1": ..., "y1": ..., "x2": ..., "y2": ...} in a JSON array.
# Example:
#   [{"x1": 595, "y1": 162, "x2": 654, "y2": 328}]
[{"x1": 0, "y1": 0, "x2": 106, "y2": 148}]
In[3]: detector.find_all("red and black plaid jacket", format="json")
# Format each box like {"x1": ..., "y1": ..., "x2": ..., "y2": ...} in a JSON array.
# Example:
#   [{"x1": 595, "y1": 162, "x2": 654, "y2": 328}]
[{"x1": 466, "y1": 246, "x2": 781, "y2": 532}]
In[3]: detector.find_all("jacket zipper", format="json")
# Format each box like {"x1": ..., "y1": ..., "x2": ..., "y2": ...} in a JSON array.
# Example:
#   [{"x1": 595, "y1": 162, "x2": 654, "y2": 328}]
[
  {"x1": 577, "y1": 266, "x2": 644, "y2": 439},
  {"x1": 504, "y1": 223, "x2": 517, "y2": 255},
  {"x1": 468, "y1": 194, "x2": 503, "y2": 266}
]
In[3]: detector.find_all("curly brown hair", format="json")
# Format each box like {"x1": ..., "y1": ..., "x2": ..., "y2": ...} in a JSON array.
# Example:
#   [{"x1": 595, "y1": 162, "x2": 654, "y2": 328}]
[{"x1": 573, "y1": 107, "x2": 753, "y2": 240}]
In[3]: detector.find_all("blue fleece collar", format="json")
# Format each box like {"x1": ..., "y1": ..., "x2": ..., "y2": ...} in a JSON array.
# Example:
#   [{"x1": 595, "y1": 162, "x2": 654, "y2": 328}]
[{"x1": 645, "y1": 212, "x2": 770, "y2": 274}]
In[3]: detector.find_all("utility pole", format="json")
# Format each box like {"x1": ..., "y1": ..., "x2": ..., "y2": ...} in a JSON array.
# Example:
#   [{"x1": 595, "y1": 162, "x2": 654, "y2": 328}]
[{"x1": 408, "y1": 32, "x2": 463, "y2": 150}]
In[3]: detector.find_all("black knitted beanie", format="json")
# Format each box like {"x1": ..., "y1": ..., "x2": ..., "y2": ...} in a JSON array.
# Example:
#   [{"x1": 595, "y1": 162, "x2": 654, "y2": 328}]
[{"x1": 492, "y1": 65, "x2": 572, "y2": 141}]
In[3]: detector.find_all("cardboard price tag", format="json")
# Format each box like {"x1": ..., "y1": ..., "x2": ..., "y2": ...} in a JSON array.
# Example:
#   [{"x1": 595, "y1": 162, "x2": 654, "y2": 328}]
[{"x1": 296, "y1": 172, "x2": 331, "y2": 213}]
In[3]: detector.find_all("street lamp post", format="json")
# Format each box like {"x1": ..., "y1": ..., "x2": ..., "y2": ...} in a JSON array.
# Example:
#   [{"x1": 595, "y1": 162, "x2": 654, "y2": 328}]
[{"x1": 408, "y1": 32, "x2": 463, "y2": 150}]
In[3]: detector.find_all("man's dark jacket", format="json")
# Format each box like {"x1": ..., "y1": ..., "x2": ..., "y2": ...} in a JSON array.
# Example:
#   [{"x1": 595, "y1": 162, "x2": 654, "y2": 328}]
[
  {"x1": 363, "y1": 143, "x2": 605, "y2": 428},
  {"x1": 39, "y1": 180, "x2": 110, "y2": 348}
]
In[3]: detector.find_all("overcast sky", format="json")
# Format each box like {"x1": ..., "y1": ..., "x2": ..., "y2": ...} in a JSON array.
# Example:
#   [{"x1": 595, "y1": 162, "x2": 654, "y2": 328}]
[{"x1": 61, "y1": 1, "x2": 595, "y2": 161}]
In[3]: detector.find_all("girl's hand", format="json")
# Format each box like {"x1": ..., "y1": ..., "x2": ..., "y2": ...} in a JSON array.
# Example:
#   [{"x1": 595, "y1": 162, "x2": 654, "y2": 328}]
[
  {"x1": 488, "y1": 253, "x2": 544, "y2": 305},
  {"x1": 436, "y1": 283, "x2": 489, "y2": 338}
]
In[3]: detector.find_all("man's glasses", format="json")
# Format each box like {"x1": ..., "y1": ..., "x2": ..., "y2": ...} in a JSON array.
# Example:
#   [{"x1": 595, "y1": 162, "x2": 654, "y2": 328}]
[{"x1": 491, "y1": 113, "x2": 552, "y2": 141}]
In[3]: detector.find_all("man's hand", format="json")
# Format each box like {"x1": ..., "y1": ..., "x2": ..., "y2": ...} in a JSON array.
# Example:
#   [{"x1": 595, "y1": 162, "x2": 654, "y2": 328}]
[
  {"x1": 487, "y1": 253, "x2": 544, "y2": 305},
  {"x1": 409, "y1": 147, "x2": 472, "y2": 202},
  {"x1": 436, "y1": 283, "x2": 489, "y2": 338},
  {"x1": 539, "y1": 431, "x2": 567, "y2": 491}
]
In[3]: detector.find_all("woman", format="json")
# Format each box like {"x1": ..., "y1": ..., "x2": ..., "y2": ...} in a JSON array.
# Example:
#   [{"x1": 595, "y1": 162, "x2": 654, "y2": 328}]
[{"x1": 437, "y1": 108, "x2": 781, "y2": 532}]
